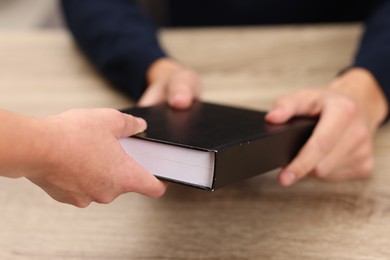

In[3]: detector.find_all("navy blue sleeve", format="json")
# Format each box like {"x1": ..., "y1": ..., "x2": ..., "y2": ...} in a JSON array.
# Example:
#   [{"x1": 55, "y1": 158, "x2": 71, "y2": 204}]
[
  {"x1": 353, "y1": 0, "x2": 390, "y2": 117},
  {"x1": 61, "y1": 0, "x2": 167, "y2": 99}
]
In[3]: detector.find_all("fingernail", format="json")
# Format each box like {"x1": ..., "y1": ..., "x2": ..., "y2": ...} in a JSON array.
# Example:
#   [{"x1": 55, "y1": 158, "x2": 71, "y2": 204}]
[{"x1": 281, "y1": 171, "x2": 296, "y2": 186}]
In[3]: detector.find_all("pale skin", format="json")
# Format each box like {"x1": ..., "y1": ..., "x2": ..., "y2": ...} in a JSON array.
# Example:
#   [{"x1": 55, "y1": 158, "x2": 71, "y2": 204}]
[
  {"x1": 2, "y1": 59, "x2": 384, "y2": 207},
  {"x1": 267, "y1": 67, "x2": 388, "y2": 186},
  {"x1": 139, "y1": 58, "x2": 202, "y2": 109},
  {"x1": 0, "y1": 58, "x2": 199, "y2": 208},
  {"x1": 144, "y1": 58, "x2": 389, "y2": 187},
  {"x1": 0, "y1": 109, "x2": 167, "y2": 207}
]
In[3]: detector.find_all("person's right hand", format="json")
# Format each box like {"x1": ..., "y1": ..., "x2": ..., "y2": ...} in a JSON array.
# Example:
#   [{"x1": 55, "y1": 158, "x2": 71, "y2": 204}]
[
  {"x1": 138, "y1": 58, "x2": 203, "y2": 109},
  {"x1": 25, "y1": 108, "x2": 167, "y2": 207}
]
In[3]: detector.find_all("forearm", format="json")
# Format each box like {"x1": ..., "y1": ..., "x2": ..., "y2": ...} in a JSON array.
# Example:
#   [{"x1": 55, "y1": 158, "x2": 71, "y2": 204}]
[
  {"x1": 0, "y1": 110, "x2": 52, "y2": 178},
  {"x1": 61, "y1": 0, "x2": 167, "y2": 99}
]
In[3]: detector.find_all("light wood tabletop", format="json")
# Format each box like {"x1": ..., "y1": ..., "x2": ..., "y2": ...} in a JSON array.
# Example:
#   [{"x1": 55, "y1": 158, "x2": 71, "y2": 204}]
[{"x1": 1, "y1": 24, "x2": 390, "y2": 260}]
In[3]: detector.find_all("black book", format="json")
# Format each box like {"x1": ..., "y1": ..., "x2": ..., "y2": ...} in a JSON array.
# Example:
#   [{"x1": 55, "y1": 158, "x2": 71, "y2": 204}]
[{"x1": 120, "y1": 101, "x2": 316, "y2": 190}]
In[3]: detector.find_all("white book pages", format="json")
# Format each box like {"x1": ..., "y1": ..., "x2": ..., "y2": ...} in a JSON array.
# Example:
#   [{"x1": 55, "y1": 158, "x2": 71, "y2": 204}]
[{"x1": 120, "y1": 137, "x2": 215, "y2": 188}]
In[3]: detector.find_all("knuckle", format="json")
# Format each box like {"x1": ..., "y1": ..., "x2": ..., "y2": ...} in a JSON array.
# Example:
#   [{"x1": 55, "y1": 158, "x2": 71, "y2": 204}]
[
  {"x1": 94, "y1": 194, "x2": 115, "y2": 204},
  {"x1": 314, "y1": 133, "x2": 334, "y2": 155},
  {"x1": 73, "y1": 198, "x2": 91, "y2": 208},
  {"x1": 313, "y1": 164, "x2": 329, "y2": 178},
  {"x1": 353, "y1": 124, "x2": 370, "y2": 144},
  {"x1": 338, "y1": 97, "x2": 358, "y2": 118}
]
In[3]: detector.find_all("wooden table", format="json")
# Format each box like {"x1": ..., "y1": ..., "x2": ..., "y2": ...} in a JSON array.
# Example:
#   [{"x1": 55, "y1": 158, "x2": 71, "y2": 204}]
[{"x1": 1, "y1": 24, "x2": 390, "y2": 260}]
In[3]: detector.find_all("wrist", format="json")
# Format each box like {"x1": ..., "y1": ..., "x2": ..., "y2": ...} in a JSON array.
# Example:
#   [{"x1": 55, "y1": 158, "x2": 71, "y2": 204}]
[
  {"x1": 330, "y1": 67, "x2": 389, "y2": 130},
  {"x1": 0, "y1": 112, "x2": 56, "y2": 178},
  {"x1": 20, "y1": 116, "x2": 59, "y2": 179}
]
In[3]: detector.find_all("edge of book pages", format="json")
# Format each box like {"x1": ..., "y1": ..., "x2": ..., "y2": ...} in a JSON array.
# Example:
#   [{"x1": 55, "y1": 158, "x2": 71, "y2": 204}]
[{"x1": 120, "y1": 137, "x2": 216, "y2": 189}]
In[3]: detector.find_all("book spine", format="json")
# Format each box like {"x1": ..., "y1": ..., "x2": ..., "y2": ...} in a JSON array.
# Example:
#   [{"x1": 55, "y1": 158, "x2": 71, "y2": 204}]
[{"x1": 212, "y1": 124, "x2": 314, "y2": 189}]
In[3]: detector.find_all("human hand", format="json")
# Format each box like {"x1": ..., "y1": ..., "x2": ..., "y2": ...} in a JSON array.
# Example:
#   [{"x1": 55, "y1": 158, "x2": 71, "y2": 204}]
[
  {"x1": 265, "y1": 68, "x2": 388, "y2": 186},
  {"x1": 26, "y1": 108, "x2": 167, "y2": 207},
  {"x1": 138, "y1": 58, "x2": 202, "y2": 109}
]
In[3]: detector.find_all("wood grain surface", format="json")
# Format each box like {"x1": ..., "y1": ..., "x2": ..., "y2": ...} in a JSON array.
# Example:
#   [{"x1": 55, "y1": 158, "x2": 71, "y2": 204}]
[{"x1": 1, "y1": 24, "x2": 390, "y2": 260}]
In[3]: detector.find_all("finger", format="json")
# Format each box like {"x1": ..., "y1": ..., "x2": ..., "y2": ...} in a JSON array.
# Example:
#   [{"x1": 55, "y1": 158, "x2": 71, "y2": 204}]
[
  {"x1": 313, "y1": 121, "x2": 370, "y2": 178},
  {"x1": 132, "y1": 174, "x2": 168, "y2": 198},
  {"x1": 311, "y1": 139, "x2": 352, "y2": 179},
  {"x1": 266, "y1": 90, "x2": 322, "y2": 124},
  {"x1": 121, "y1": 158, "x2": 168, "y2": 198},
  {"x1": 320, "y1": 161, "x2": 373, "y2": 181},
  {"x1": 120, "y1": 113, "x2": 147, "y2": 138},
  {"x1": 137, "y1": 82, "x2": 166, "y2": 107},
  {"x1": 28, "y1": 177, "x2": 92, "y2": 208},
  {"x1": 53, "y1": 192, "x2": 92, "y2": 208},
  {"x1": 168, "y1": 87, "x2": 193, "y2": 109},
  {"x1": 279, "y1": 97, "x2": 356, "y2": 186},
  {"x1": 322, "y1": 142, "x2": 373, "y2": 181},
  {"x1": 167, "y1": 71, "x2": 200, "y2": 110},
  {"x1": 91, "y1": 109, "x2": 146, "y2": 138}
]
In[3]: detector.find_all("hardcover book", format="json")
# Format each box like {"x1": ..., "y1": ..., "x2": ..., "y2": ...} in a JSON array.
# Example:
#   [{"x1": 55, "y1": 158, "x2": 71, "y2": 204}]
[{"x1": 120, "y1": 101, "x2": 316, "y2": 190}]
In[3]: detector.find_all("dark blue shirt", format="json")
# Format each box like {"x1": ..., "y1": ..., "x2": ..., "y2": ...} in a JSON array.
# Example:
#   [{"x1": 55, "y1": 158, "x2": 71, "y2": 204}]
[{"x1": 61, "y1": 0, "x2": 390, "y2": 113}]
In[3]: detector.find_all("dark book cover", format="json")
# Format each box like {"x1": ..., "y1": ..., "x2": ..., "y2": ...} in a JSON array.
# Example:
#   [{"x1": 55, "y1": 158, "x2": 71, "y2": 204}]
[{"x1": 121, "y1": 101, "x2": 316, "y2": 190}]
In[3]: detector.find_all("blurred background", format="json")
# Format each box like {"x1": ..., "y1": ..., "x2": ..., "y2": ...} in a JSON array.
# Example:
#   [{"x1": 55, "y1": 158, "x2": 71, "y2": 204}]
[
  {"x1": 0, "y1": 0, "x2": 164, "y2": 29},
  {"x1": 0, "y1": 0, "x2": 64, "y2": 28}
]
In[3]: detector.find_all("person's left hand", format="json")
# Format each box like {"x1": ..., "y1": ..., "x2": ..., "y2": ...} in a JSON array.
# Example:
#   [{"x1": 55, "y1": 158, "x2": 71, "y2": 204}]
[
  {"x1": 265, "y1": 68, "x2": 388, "y2": 186},
  {"x1": 138, "y1": 58, "x2": 203, "y2": 109}
]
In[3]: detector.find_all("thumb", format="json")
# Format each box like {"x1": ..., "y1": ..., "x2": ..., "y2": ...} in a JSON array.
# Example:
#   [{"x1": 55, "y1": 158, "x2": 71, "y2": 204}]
[
  {"x1": 123, "y1": 159, "x2": 168, "y2": 198},
  {"x1": 265, "y1": 90, "x2": 321, "y2": 124},
  {"x1": 265, "y1": 104, "x2": 295, "y2": 124},
  {"x1": 120, "y1": 113, "x2": 147, "y2": 138}
]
